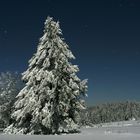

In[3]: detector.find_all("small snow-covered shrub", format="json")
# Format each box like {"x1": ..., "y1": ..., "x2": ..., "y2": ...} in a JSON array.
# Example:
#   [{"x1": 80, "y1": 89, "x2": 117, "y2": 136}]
[{"x1": 0, "y1": 72, "x2": 23, "y2": 128}]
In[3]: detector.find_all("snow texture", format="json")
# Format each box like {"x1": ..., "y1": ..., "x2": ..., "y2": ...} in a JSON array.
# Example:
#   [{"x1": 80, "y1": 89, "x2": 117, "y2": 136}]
[
  {"x1": 1, "y1": 121, "x2": 140, "y2": 140},
  {"x1": 4, "y1": 17, "x2": 88, "y2": 135}
]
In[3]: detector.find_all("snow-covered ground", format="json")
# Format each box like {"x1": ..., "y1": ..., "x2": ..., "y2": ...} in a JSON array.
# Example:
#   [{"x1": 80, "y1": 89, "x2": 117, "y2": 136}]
[{"x1": 0, "y1": 120, "x2": 140, "y2": 140}]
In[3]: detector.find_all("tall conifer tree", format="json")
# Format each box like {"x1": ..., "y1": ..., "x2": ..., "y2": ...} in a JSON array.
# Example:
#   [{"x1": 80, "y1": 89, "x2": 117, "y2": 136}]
[{"x1": 5, "y1": 17, "x2": 88, "y2": 134}]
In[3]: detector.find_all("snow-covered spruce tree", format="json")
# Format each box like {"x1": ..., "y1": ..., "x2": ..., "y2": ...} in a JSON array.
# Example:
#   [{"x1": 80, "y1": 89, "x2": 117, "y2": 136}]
[{"x1": 4, "y1": 17, "x2": 88, "y2": 134}]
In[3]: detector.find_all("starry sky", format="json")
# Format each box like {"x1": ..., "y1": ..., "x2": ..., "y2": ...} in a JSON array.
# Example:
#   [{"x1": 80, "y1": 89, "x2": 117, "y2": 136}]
[{"x1": 0, "y1": 0, "x2": 140, "y2": 106}]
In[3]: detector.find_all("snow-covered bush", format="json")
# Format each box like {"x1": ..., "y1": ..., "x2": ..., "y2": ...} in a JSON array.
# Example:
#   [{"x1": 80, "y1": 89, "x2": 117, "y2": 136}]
[
  {"x1": 4, "y1": 17, "x2": 88, "y2": 135},
  {"x1": 0, "y1": 72, "x2": 23, "y2": 128}
]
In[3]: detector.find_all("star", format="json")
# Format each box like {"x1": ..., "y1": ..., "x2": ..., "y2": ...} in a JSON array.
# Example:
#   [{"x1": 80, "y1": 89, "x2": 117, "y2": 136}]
[
  {"x1": 4, "y1": 30, "x2": 7, "y2": 34},
  {"x1": 0, "y1": 28, "x2": 8, "y2": 35}
]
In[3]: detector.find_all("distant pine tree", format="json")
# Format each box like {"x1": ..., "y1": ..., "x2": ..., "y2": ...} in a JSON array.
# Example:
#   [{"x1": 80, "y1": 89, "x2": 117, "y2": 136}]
[
  {"x1": 0, "y1": 72, "x2": 23, "y2": 128},
  {"x1": 4, "y1": 17, "x2": 88, "y2": 134}
]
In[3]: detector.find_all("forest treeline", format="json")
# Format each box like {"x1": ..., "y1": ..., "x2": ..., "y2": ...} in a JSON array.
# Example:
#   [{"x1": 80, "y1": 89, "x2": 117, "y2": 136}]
[{"x1": 80, "y1": 101, "x2": 140, "y2": 126}]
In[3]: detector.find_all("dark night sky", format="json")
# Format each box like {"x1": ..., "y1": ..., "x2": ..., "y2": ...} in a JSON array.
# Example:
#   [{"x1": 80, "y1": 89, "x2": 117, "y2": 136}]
[{"x1": 0, "y1": 0, "x2": 140, "y2": 105}]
